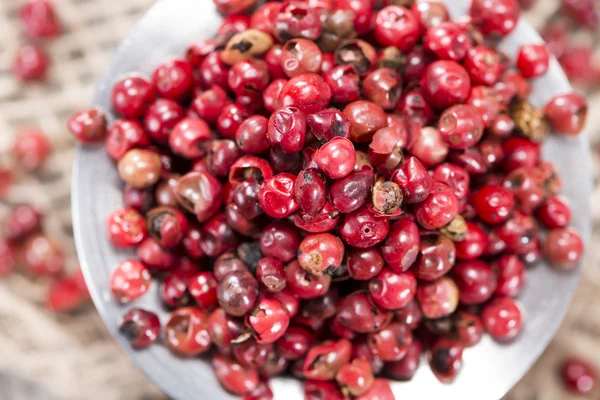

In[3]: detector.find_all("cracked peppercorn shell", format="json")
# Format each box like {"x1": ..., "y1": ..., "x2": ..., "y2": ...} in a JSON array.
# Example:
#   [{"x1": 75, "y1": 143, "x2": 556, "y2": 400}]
[{"x1": 510, "y1": 100, "x2": 549, "y2": 143}]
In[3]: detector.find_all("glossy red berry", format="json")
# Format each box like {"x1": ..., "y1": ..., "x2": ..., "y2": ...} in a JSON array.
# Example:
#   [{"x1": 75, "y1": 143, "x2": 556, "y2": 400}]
[
  {"x1": 68, "y1": 108, "x2": 107, "y2": 143},
  {"x1": 424, "y1": 22, "x2": 472, "y2": 61},
  {"x1": 421, "y1": 60, "x2": 471, "y2": 110},
  {"x1": 561, "y1": 357, "x2": 597, "y2": 395},
  {"x1": 246, "y1": 297, "x2": 290, "y2": 344},
  {"x1": 341, "y1": 206, "x2": 390, "y2": 248},
  {"x1": 323, "y1": 65, "x2": 361, "y2": 104},
  {"x1": 22, "y1": 233, "x2": 64, "y2": 276},
  {"x1": 110, "y1": 260, "x2": 151, "y2": 304},
  {"x1": 463, "y1": 45, "x2": 502, "y2": 86},
  {"x1": 544, "y1": 93, "x2": 588, "y2": 136},
  {"x1": 494, "y1": 253, "x2": 525, "y2": 297},
  {"x1": 381, "y1": 217, "x2": 420, "y2": 273},
  {"x1": 430, "y1": 338, "x2": 464, "y2": 383},
  {"x1": 20, "y1": 0, "x2": 62, "y2": 38},
  {"x1": 455, "y1": 222, "x2": 487, "y2": 260},
  {"x1": 3, "y1": 204, "x2": 43, "y2": 242},
  {"x1": 343, "y1": 100, "x2": 387, "y2": 143},
  {"x1": 482, "y1": 296, "x2": 523, "y2": 341},
  {"x1": 213, "y1": 353, "x2": 260, "y2": 396},
  {"x1": 369, "y1": 268, "x2": 417, "y2": 310},
  {"x1": 143, "y1": 99, "x2": 185, "y2": 143},
  {"x1": 279, "y1": 73, "x2": 332, "y2": 115},
  {"x1": 454, "y1": 311, "x2": 484, "y2": 347},
  {"x1": 517, "y1": 44, "x2": 550, "y2": 78},
  {"x1": 336, "y1": 292, "x2": 392, "y2": 333},
  {"x1": 298, "y1": 233, "x2": 345, "y2": 276},
  {"x1": 355, "y1": 379, "x2": 395, "y2": 400},
  {"x1": 111, "y1": 74, "x2": 156, "y2": 119},
  {"x1": 168, "y1": 118, "x2": 211, "y2": 159},
  {"x1": 374, "y1": 6, "x2": 420, "y2": 51},
  {"x1": 474, "y1": 184, "x2": 515, "y2": 224},
  {"x1": 314, "y1": 137, "x2": 356, "y2": 179},
  {"x1": 13, "y1": 128, "x2": 52, "y2": 171},
  {"x1": 119, "y1": 308, "x2": 160, "y2": 348},
  {"x1": 416, "y1": 276, "x2": 459, "y2": 319},
  {"x1": 414, "y1": 233, "x2": 456, "y2": 281},
  {"x1": 107, "y1": 207, "x2": 147, "y2": 248},
  {"x1": 267, "y1": 106, "x2": 307, "y2": 154},
  {"x1": 414, "y1": 182, "x2": 459, "y2": 229},
  {"x1": 258, "y1": 173, "x2": 299, "y2": 218},
  {"x1": 347, "y1": 247, "x2": 385, "y2": 281},
  {"x1": 330, "y1": 169, "x2": 375, "y2": 213},
  {"x1": 451, "y1": 260, "x2": 497, "y2": 305},
  {"x1": 543, "y1": 227, "x2": 584, "y2": 270},
  {"x1": 386, "y1": 339, "x2": 422, "y2": 380},
  {"x1": 392, "y1": 157, "x2": 434, "y2": 204},
  {"x1": 336, "y1": 359, "x2": 374, "y2": 397},
  {"x1": 188, "y1": 272, "x2": 218, "y2": 309},
  {"x1": 13, "y1": 44, "x2": 49, "y2": 81},
  {"x1": 536, "y1": 195, "x2": 571, "y2": 229},
  {"x1": 152, "y1": 58, "x2": 193, "y2": 101},
  {"x1": 470, "y1": 0, "x2": 520, "y2": 37},
  {"x1": 438, "y1": 105, "x2": 484, "y2": 149}
]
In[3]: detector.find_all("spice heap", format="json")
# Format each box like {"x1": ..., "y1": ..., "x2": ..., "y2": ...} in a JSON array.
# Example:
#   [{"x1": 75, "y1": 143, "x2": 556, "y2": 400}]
[{"x1": 69, "y1": 0, "x2": 589, "y2": 398}]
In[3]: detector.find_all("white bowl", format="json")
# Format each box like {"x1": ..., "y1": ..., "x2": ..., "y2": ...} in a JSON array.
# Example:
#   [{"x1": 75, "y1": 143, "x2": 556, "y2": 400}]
[{"x1": 72, "y1": 1, "x2": 593, "y2": 399}]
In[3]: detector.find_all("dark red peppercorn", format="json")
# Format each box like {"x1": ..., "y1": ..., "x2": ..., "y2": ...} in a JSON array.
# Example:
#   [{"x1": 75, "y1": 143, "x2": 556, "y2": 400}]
[
  {"x1": 213, "y1": 353, "x2": 260, "y2": 396},
  {"x1": 119, "y1": 308, "x2": 160, "y2": 349},
  {"x1": 374, "y1": 6, "x2": 420, "y2": 51},
  {"x1": 340, "y1": 206, "x2": 390, "y2": 248},
  {"x1": 430, "y1": 338, "x2": 464, "y2": 383},
  {"x1": 414, "y1": 233, "x2": 456, "y2": 281},
  {"x1": 544, "y1": 93, "x2": 588, "y2": 136},
  {"x1": 451, "y1": 260, "x2": 497, "y2": 305},
  {"x1": 536, "y1": 195, "x2": 571, "y2": 229},
  {"x1": 543, "y1": 227, "x2": 584, "y2": 270},
  {"x1": 392, "y1": 157, "x2": 434, "y2": 204},
  {"x1": 516, "y1": 44, "x2": 550, "y2": 78},
  {"x1": 421, "y1": 60, "x2": 471, "y2": 110},
  {"x1": 267, "y1": 106, "x2": 307, "y2": 154},
  {"x1": 470, "y1": 0, "x2": 520, "y2": 37},
  {"x1": 336, "y1": 292, "x2": 392, "y2": 333}
]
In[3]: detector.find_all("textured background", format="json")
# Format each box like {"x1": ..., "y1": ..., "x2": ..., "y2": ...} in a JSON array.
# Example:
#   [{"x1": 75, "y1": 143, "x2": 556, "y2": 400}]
[{"x1": 0, "y1": 0, "x2": 598, "y2": 399}]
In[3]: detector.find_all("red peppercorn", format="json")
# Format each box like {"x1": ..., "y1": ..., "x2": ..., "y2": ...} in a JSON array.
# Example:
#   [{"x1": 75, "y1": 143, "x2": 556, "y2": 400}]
[
  {"x1": 386, "y1": 339, "x2": 422, "y2": 380},
  {"x1": 343, "y1": 100, "x2": 387, "y2": 143},
  {"x1": 470, "y1": 0, "x2": 520, "y2": 37},
  {"x1": 314, "y1": 137, "x2": 356, "y2": 179},
  {"x1": 374, "y1": 6, "x2": 420, "y2": 51},
  {"x1": 279, "y1": 73, "x2": 332, "y2": 115},
  {"x1": 416, "y1": 276, "x2": 459, "y2": 319},
  {"x1": 267, "y1": 107, "x2": 306, "y2": 154},
  {"x1": 536, "y1": 195, "x2": 571, "y2": 229},
  {"x1": 494, "y1": 253, "x2": 525, "y2": 297},
  {"x1": 13, "y1": 44, "x2": 49, "y2": 81},
  {"x1": 336, "y1": 292, "x2": 392, "y2": 333},
  {"x1": 20, "y1": 0, "x2": 62, "y2": 38},
  {"x1": 430, "y1": 338, "x2": 464, "y2": 383},
  {"x1": 303, "y1": 338, "x2": 352, "y2": 380},
  {"x1": 258, "y1": 172, "x2": 299, "y2": 218},
  {"x1": 341, "y1": 206, "x2": 390, "y2": 248},
  {"x1": 68, "y1": 108, "x2": 107, "y2": 143},
  {"x1": 213, "y1": 353, "x2": 260, "y2": 395},
  {"x1": 414, "y1": 233, "x2": 456, "y2": 281},
  {"x1": 544, "y1": 227, "x2": 584, "y2": 270},
  {"x1": 421, "y1": 60, "x2": 471, "y2": 110},
  {"x1": 137, "y1": 237, "x2": 180, "y2": 271},
  {"x1": 106, "y1": 207, "x2": 147, "y2": 248},
  {"x1": 143, "y1": 99, "x2": 185, "y2": 143},
  {"x1": 119, "y1": 308, "x2": 160, "y2": 349},
  {"x1": 414, "y1": 182, "x2": 459, "y2": 229},
  {"x1": 369, "y1": 268, "x2": 417, "y2": 310},
  {"x1": 246, "y1": 297, "x2": 290, "y2": 344},
  {"x1": 188, "y1": 272, "x2": 218, "y2": 309},
  {"x1": 454, "y1": 311, "x2": 484, "y2": 347},
  {"x1": 355, "y1": 379, "x2": 395, "y2": 400},
  {"x1": 362, "y1": 68, "x2": 403, "y2": 111},
  {"x1": 561, "y1": 357, "x2": 597, "y2": 395},
  {"x1": 463, "y1": 45, "x2": 502, "y2": 86},
  {"x1": 336, "y1": 359, "x2": 374, "y2": 397},
  {"x1": 304, "y1": 380, "x2": 344, "y2": 400},
  {"x1": 544, "y1": 93, "x2": 588, "y2": 136},
  {"x1": 13, "y1": 128, "x2": 52, "y2": 171},
  {"x1": 425, "y1": 22, "x2": 473, "y2": 62},
  {"x1": 474, "y1": 184, "x2": 515, "y2": 224},
  {"x1": 152, "y1": 58, "x2": 193, "y2": 101},
  {"x1": 380, "y1": 217, "x2": 420, "y2": 273},
  {"x1": 293, "y1": 169, "x2": 328, "y2": 216},
  {"x1": 397, "y1": 88, "x2": 435, "y2": 126},
  {"x1": 323, "y1": 65, "x2": 361, "y2": 104},
  {"x1": 298, "y1": 233, "x2": 344, "y2": 276},
  {"x1": 168, "y1": 118, "x2": 211, "y2": 159},
  {"x1": 517, "y1": 44, "x2": 550, "y2": 78},
  {"x1": 455, "y1": 222, "x2": 488, "y2": 260},
  {"x1": 175, "y1": 171, "x2": 223, "y2": 222},
  {"x1": 110, "y1": 259, "x2": 151, "y2": 304},
  {"x1": 274, "y1": 2, "x2": 322, "y2": 41},
  {"x1": 482, "y1": 296, "x2": 523, "y2": 341},
  {"x1": 451, "y1": 260, "x2": 497, "y2": 305}
]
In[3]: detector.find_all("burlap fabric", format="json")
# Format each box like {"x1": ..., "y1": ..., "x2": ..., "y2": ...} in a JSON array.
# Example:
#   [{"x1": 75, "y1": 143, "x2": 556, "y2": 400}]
[{"x1": 0, "y1": 0, "x2": 598, "y2": 399}]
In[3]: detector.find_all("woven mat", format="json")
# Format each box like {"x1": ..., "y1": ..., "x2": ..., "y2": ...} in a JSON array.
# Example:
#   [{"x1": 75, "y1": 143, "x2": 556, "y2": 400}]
[{"x1": 0, "y1": 0, "x2": 598, "y2": 399}]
